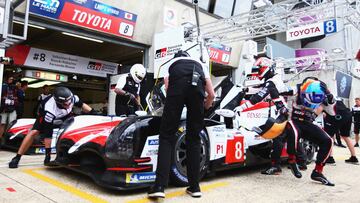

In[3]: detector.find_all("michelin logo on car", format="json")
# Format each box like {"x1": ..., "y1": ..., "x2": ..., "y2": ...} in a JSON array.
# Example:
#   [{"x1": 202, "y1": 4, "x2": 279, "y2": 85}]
[{"x1": 126, "y1": 172, "x2": 156, "y2": 183}]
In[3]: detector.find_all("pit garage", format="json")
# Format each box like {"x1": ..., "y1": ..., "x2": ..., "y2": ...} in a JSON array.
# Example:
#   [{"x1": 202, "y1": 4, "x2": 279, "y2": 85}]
[{"x1": 3, "y1": 6, "x2": 148, "y2": 118}]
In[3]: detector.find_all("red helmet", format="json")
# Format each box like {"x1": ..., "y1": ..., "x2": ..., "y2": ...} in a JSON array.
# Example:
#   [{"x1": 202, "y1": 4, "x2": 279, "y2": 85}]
[{"x1": 252, "y1": 57, "x2": 275, "y2": 80}]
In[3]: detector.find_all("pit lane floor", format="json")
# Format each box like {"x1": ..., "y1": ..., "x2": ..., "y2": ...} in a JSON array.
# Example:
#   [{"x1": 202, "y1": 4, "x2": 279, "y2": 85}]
[{"x1": 1, "y1": 145, "x2": 360, "y2": 203}]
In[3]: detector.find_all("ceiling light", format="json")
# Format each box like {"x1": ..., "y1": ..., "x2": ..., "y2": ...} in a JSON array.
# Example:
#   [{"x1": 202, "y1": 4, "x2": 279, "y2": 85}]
[
  {"x1": 14, "y1": 21, "x2": 46, "y2": 30},
  {"x1": 253, "y1": 0, "x2": 272, "y2": 8},
  {"x1": 28, "y1": 81, "x2": 61, "y2": 88},
  {"x1": 21, "y1": 77, "x2": 39, "y2": 83},
  {"x1": 332, "y1": 48, "x2": 344, "y2": 53},
  {"x1": 62, "y1": 32, "x2": 104, "y2": 43}
]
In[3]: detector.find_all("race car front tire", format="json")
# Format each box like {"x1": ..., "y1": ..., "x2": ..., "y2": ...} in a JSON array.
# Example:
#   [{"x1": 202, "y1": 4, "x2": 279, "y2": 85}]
[{"x1": 170, "y1": 124, "x2": 209, "y2": 187}]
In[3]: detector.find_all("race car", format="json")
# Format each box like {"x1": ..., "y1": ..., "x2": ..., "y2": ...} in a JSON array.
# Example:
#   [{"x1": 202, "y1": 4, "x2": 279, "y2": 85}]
[
  {"x1": 52, "y1": 79, "x2": 316, "y2": 190},
  {"x1": 1, "y1": 118, "x2": 58, "y2": 154}
]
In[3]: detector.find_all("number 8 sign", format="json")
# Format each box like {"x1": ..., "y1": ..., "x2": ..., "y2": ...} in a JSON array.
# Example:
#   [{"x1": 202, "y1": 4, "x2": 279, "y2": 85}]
[
  {"x1": 225, "y1": 136, "x2": 245, "y2": 164},
  {"x1": 119, "y1": 22, "x2": 134, "y2": 37},
  {"x1": 324, "y1": 19, "x2": 337, "y2": 34}
]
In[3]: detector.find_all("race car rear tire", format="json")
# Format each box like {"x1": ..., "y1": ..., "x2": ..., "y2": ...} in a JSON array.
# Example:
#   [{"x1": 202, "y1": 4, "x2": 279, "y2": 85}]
[{"x1": 170, "y1": 124, "x2": 209, "y2": 187}]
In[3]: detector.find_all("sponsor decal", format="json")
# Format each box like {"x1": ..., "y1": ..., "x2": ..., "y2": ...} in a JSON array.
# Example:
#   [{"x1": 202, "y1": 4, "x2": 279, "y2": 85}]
[
  {"x1": 87, "y1": 61, "x2": 103, "y2": 71},
  {"x1": 72, "y1": 0, "x2": 87, "y2": 4},
  {"x1": 145, "y1": 149, "x2": 158, "y2": 156},
  {"x1": 148, "y1": 139, "x2": 159, "y2": 145},
  {"x1": 209, "y1": 44, "x2": 232, "y2": 65},
  {"x1": 171, "y1": 166, "x2": 188, "y2": 182},
  {"x1": 125, "y1": 172, "x2": 156, "y2": 183},
  {"x1": 154, "y1": 44, "x2": 182, "y2": 59},
  {"x1": 155, "y1": 48, "x2": 167, "y2": 59},
  {"x1": 32, "y1": 0, "x2": 61, "y2": 14},
  {"x1": 286, "y1": 19, "x2": 337, "y2": 41},
  {"x1": 211, "y1": 126, "x2": 226, "y2": 133},
  {"x1": 6, "y1": 45, "x2": 118, "y2": 78},
  {"x1": 30, "y1": 0, "x2": 137, "y2": 39},
  {"x1": 35, "y1": 147, "x2": 56, "y2": 154}
]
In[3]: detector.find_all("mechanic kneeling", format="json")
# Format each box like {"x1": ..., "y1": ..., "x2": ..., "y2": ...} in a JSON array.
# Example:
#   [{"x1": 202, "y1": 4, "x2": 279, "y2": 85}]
[
  {"x1": 9, "y1": 87, "x2": 97, "y2": 168},
  {"x1": 148, "y1": 50, "x2": 215, "y2": 199}
]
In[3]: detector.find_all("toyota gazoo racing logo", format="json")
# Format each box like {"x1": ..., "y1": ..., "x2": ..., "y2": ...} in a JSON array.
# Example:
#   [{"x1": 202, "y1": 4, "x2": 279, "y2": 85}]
[
  {"x1": 155, "y1": 48, "x2": 167, "y2": 59},
  {"x1": 33, "y1": 0, "x2": 61, "y2": 13},
  {"x1": 87, "y1": 61, "x2": 103, "y2": 71}
]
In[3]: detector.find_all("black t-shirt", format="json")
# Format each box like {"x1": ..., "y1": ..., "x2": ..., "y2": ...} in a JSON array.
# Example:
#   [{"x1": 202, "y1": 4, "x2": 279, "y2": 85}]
[
  {"x1": 352, "y1": 105, "x2": 360, "y2": 123},
  {"x1": 325, "y1": 100, "x2": 351, "y2": 124}
]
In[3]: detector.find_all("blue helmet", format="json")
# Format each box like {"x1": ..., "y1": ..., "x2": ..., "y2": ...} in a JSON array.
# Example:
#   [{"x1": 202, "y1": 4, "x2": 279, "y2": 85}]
[{"x1": 300, "y1": 80, "x2": 325, "y2": 109}]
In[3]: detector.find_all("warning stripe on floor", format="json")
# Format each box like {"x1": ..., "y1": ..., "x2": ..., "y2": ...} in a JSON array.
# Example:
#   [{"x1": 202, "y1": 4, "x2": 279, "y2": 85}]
[{"x1": 23, "y1": 168, "x2": 108, "y2": 203}]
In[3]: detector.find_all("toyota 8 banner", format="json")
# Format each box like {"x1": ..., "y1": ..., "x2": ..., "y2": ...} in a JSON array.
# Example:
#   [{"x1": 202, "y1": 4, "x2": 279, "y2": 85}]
[{"x1": 30, "y1": 0, "x2": 137, "y2": 39}]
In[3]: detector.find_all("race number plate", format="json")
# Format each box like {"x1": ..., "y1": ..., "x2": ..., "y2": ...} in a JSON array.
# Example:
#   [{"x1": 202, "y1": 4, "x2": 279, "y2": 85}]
[{"x1": 225, "y1": 136, "x2": 245, "y2": 164}]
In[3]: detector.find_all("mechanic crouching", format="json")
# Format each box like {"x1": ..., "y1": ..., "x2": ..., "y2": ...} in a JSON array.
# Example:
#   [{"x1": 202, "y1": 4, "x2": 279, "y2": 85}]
[
  {"x1": 9, "y1": 87, "x2": 97, "y2": 168},
  {"x1": 285, "y1": 78, "x2": 336, "y2": 186},
  {"x1": 148, "y1": 50, "x2": 215, "y2": 199}
]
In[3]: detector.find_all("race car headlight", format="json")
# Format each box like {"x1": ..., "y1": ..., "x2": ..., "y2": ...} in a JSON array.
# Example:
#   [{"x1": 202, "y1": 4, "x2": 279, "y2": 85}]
[
  {"x1": 105, "y1": 117, "x2": 153, "y2": 160},
  {"x1": 105, "y1": 121, "x2": 136, "y2": 160}
]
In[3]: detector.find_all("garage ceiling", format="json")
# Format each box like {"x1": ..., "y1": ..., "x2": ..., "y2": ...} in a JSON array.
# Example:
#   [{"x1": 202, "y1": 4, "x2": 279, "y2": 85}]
[{"x1": 12, "y1": 22, "x2": 144, "y2": 67}]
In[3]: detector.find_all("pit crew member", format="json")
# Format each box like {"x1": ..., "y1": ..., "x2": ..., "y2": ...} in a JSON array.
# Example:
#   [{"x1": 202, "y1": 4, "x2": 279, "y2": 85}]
[
  {"x1": 9, "y1": 87, "x2": 96, "y2": 168},
  {"x1": 114, "y1": 64, "x2": 146, "y2": 116},
  {"x1": 323, "y1": 99, "x2": 359, "y2": 164},
  {"x1": 352, "y1": 97, "x2": 360, "y2": 147},
  {"x1": 148, "y1": 50, "x2": 215, "y2": 198},
  {"x1": 235, "y1": 57, "x2": 302, "y2": 178},
  {"x1": 286, "y1": 78, "x2": 336, "y2": 186}
]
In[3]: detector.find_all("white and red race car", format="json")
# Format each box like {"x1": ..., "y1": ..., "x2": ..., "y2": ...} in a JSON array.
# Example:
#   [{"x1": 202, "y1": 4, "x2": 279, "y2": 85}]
[{"x1": 3, "y1": 79, "x2": 316, "y2": 190}]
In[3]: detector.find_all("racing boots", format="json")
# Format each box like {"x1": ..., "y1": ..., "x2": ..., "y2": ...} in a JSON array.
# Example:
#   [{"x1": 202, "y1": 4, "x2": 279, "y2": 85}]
[
  {"x1": 297, "y1": 162, "x2": 308, "y2": 171},
  {"x1": 325, "y1": 156, "x2": 336, "y2": 165},
  {"x1": 311, "y1": 170, "x2": 335, "y2": 186},
  {"x1": 148, "y1": 185, "x2": 165, "y2": 198},
  {"x1": 44, "y1": 155, "x2": 51, "y2": 166},
  {"x1": 261, "y1": 165, "x2": 282, "y2": 175},
  {"x1": 186, "y1": 186, "x2": 202, "y2": 198},
  {"x1": 9, "y1": 155, "x2": 21, "y2": 168},
  {"x1": 345, "y1": 156, "x2": 359, "y2": 165},
  {"x1": 289, "y1": 163, "x2": 302, "y2": 178}
]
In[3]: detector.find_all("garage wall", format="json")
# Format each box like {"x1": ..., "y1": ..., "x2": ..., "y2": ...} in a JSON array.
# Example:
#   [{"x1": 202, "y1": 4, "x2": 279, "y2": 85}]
[{"x1": 16, "y1": 0, "x2": 243, "y2": 72}]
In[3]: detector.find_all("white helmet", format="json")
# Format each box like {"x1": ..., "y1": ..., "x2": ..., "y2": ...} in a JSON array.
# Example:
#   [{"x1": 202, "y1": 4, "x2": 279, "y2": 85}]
[{"x1": 130, "y1": 64, "x2": 146, "y2": 83}]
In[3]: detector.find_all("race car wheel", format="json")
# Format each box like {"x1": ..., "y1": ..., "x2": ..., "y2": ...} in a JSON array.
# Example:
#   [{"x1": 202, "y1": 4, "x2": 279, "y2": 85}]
[
  {"x1": 170, "y1": 125, "x2": 209, "y2": 187},
  {"x1": 299, "y1": 138, "x2": 316, "y2": 164}
]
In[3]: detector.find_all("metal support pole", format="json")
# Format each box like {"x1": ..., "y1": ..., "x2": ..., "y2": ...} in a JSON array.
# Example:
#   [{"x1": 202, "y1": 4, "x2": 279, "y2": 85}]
[
  {"x1": 193, "y1": 0, "x2": 204, "y2": 62},
  {"x1": 0, "y1": 48, "x2": 5, "y2": 108}
]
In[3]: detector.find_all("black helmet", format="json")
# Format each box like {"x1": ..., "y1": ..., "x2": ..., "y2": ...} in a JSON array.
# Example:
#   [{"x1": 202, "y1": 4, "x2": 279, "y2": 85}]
[
  {"x1": 174, "y1": 50, "x2": 190, "y2": 58},
  {"x1": 54, "y1": 87, "x2": 73, "y2": 108}
]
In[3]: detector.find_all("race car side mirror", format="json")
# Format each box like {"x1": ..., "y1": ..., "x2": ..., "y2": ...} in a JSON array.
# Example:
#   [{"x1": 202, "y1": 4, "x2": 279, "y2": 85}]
[{"x1": 215, "y1": 109, "x2": 235, "y2": 118}]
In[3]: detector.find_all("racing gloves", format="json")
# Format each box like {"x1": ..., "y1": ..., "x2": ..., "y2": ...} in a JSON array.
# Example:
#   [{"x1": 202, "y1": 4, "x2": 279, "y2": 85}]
[
  {"x1": 234, "y1": 101, "x2": 252, "y2": 115},
  {"x1": 320, "y1": 81, "x2": 335, "y2": 105},
  {"x1": 125, "y1": 92, "x2": 136, "y2": 101}
]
